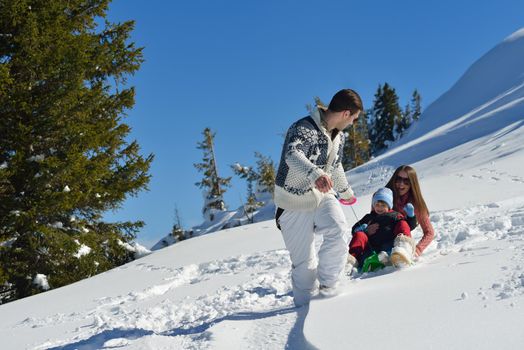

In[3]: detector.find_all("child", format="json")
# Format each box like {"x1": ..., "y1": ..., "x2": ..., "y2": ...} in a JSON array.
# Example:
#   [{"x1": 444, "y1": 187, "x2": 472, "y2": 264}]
[{"x1": 347, "y1": 187, "x2": 416, "y2": 269}]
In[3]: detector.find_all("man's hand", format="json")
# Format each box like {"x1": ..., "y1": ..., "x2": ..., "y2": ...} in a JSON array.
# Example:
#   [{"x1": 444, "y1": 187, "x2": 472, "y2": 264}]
[{"x1": 315, "y1": 175, "x2": 333, "y2": 193}]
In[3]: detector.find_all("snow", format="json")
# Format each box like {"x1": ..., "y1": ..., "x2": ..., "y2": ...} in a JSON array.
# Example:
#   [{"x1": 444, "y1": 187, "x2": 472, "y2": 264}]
[
  {"x1": 0, "y1": 237, "x2": 17, "y2": 248},
  {"x1": 504, "y1": 27, "x2": 524, "y2": 42},
  {"x1": 117, "y1": 240, "x2": 152, "y2": 259},
  {"x1": 32, "y1": 274, "x2": 50, "y2": 291},
  {"x1": 306, "y1": 195, "x2": 524, "y2": 349},
  {"x1": 74, "y1": 243, "x2": 92, "y2": 258},
  {"x1": 50, "y1": 222, "x2": 63, "y2": 229},
  {"x1": 1, "y1": 28, "x2": 524, "y2": 350},
  {"x1": 26, "y1": 154, "x2": 45, "y2": 162}
]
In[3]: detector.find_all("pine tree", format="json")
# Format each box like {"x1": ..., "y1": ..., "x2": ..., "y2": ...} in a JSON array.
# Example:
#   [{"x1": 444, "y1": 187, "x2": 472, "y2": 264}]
[
  {"x1": 410, "y1": 89, "x2": 422, "y2": 121},
  {"x1": 171, "y1": 205, "x2": 185, "y2": 242},
  {"x1": 368, "y1": 83, "x2": 402, "y2": 154},
  {"x1": 314, "y1": 96, "x2": 326, "y2": 108},
  {"x1": 232, "y1": 152, "x2": 275, "y2": 198},
  {"x1": 367, "y1": 85, "x2": 383, "y2": 153},
  {"x1": 231, "y1": 162, "x2": 258, "y2": 210},
  {"x1": 0, "y1": 0, "x2": 153, "y2": 301},
  {"x1": 232, "y1": 152, "x2": 275, "y2": 217},
  {"x1": 194, "y1": 128, "x2": 231, "y2": 221},
  {"x1": 342, "y1": 110, "x2": 371, "y2": 169},
  {"x1": 397, "y1": 103, "x2": 412, "y2": 138},
  {"x1": 254, "y1": 152, "x2": 275, "y2": 195},
  {"x1": 305, "y1": 96, "x2": 326, "y2": 114},
  {"x1": 396, "y1": 89, "x2": 422, "y2": 139}
]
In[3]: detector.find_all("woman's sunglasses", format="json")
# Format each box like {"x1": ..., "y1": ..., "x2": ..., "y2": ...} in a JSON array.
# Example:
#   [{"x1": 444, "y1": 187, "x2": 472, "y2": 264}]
[{"x1": 395, "y1": 176, "x2": 411, "y2": 185}]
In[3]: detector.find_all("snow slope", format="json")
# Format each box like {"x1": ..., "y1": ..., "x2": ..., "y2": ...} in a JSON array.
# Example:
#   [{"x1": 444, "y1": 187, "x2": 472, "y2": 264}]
[
  {"x1": 2, "y1": 163, "x2": 523, "y2": 349},
  {"x1": 1, "y1": 29, "x2": 524, "y2": 350},
  {"x1": 351, "y1": 28, "x2": 524, "y2": 179},
  {"x1": 304, "y1": 27, "x2": 524, "y2": 350}
]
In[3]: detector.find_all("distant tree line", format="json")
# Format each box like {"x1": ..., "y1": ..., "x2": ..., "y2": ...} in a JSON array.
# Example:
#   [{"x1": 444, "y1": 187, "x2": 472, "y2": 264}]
[
  {"x1": 314, "y1": 84, "x2": 421, "y2": 169},
  {"x1": 367, "y1": 83, "x2": 421, "y2": 157}
]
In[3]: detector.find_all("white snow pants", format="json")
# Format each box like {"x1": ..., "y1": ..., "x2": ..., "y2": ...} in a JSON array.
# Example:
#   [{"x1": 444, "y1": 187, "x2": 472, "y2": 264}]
[{"x1": 278, "y1": 194, "x2": 350, "y2": 307}]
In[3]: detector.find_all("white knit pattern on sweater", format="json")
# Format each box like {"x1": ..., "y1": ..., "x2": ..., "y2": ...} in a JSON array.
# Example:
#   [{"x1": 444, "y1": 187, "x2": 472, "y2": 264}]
[{"x1": 274, "y1": 107, "x2": 354, "y2": 211}]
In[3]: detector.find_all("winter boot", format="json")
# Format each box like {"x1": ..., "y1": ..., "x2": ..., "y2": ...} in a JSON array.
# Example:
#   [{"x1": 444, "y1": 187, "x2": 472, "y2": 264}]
[
  {"x1": 391, "y1": 235, "x2": 415, "y2": 267},
  {"x1": 319, "y1": 283, "x2": 339, "y2": 298},
  {"x1": 377, "y1": 251, "x2": 390, "y2": 265},
  {"x1": 346, "y1": 254, "x2": 358, "y2": 269},
  {"x1": 346, "y1": 254, "x2": 359, "y2": 276}
]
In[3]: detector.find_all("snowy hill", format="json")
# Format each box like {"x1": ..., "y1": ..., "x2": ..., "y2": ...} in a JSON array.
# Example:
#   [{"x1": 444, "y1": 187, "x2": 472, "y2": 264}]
[
  {"x1": 406, "y1": 28, "x2": 524, "y2": 143},
  {"x1": 1, "y1": 29, "x2": 524, "y2": 350},
  {"x1": 348, "y1": 28, "x2": 524, "y2": 200}
]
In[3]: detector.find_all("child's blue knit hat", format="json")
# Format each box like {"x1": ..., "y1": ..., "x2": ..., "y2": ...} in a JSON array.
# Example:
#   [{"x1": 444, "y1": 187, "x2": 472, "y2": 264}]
[{"x1": 372, "y1": 187, "x2": 393, "y2": 209}]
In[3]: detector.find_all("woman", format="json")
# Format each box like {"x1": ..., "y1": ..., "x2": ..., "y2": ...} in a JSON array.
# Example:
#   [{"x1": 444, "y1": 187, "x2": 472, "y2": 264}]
[
  {"x1": 365, "y1": 165, "x2": 434, "y2": 257},
  {"x1": 383, "y1": 165, "x2": 434, "y2": 256}
]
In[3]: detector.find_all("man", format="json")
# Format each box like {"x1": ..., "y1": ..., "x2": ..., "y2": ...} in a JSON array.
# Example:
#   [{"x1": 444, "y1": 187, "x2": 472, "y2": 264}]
[{"x1": 275, "y1": 89, "x2": 362, "y2": 307}]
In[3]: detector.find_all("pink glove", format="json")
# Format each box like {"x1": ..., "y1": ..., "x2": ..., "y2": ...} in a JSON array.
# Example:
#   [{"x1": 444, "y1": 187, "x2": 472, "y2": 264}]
[{"x1": 339, "y1": 196, "x2": 357, "y2": 206}]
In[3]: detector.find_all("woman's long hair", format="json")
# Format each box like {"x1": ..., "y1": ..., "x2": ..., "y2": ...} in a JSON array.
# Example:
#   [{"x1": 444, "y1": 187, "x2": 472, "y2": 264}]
[{"x1": 386, "y1": 165, "x2": 429, "y2": 217}]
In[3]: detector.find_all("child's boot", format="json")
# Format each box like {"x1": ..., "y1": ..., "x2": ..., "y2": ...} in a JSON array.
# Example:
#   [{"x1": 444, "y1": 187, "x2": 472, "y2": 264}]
[
  {"x1": 346, "y1": 254, "x2": 358, "y2": 269},
  {"x1": 377, "y1": 251, "x2": 390, "y2": 265},
  {"x1": 391, "y1": 235, "x2": 415, "y2": 267},
  {"x1": 346, "y1": 253, "x2": 359, "y2": 275}
]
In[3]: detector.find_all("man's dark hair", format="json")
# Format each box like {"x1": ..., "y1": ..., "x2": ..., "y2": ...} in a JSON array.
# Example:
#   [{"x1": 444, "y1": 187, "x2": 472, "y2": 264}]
[{"x1": 328, "y1": 89, "x2": 363, "y2": 114}]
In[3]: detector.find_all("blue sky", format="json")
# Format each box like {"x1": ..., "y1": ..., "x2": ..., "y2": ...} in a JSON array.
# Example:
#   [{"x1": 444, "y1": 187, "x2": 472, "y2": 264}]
[{"x1": 105, "y1": 0, "x2": 524, "y2": 248}]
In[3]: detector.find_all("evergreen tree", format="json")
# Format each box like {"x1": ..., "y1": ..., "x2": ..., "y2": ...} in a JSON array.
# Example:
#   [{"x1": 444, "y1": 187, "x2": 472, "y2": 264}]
[
  {"x1": 305, "y1": 96, "x2": 326, "y2": 113},
  {"x1": 0, "y1": 0, "x2": 153, "y2": 301},
  {"x1": 397, "y1": 103, "x2": 412, "y2": 138},
  {"x1": 194, "y1": 128, "x2": 231, "y2": 221},
  {"x1": 410, "y1": 89, "x2": 422, "y2": 121},
  {"x1": 231, "y1": 152, "x2": 275, "y2": 216},
  {"x1": 171, "y1": 205, "x2": 185, "y2": 242},
  {"x1": 396, "y1": 89, "x2": 422, "y2": 139},
  {"x1": 254, "y1": 152, "x2": 275, "y2": 195},
  {"x1": 368, "y1": 83, "x2": 402, "y2": 154},
  {"x1": 342, "y1": 110, "x2": 371, "y2": 169},
  {"x1": 314, "y1": 96, "x2": 326, "y2": 108},
  {"x1": 232, "y1": 152, "x2": 275, "y2": 198},
  {"x1": 231, "y1": 162, "x2": 258, "y2": 210},
  {"x1": 367, "y1": 85, "x2": 383, "y2": 153}
]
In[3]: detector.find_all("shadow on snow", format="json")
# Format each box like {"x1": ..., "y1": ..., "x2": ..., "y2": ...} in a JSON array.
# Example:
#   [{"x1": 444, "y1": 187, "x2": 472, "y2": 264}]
[{"x1": 46, "y1": 295, "x2": 316, "y2": 350}]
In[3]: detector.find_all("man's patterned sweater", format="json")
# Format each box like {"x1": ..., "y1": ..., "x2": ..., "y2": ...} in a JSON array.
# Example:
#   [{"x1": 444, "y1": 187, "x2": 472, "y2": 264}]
[{"x1": 274, "y1": 107, "x2": 354, "y2": 211}]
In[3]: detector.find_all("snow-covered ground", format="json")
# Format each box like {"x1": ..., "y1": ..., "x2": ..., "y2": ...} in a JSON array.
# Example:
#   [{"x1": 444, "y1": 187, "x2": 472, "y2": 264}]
[{"x1": 1, "y1": 29, "x2": 524, "y2": 350}]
